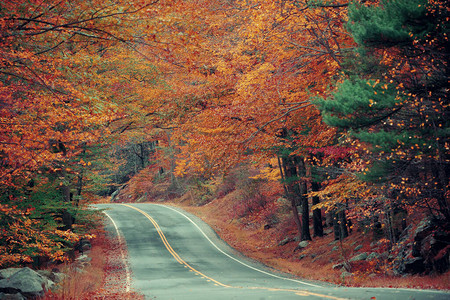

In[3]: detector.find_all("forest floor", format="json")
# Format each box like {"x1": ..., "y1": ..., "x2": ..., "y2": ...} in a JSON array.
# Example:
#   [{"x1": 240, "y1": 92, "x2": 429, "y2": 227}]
[{"x1": 162, "y1": 193, "x2": 450, "y2": 291}]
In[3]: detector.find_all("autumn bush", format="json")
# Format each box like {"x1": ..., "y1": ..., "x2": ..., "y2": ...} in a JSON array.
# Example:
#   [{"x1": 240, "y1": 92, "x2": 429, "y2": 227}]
[{"x1": 0, "y1": 176, "x2": 99, "y2": 268}]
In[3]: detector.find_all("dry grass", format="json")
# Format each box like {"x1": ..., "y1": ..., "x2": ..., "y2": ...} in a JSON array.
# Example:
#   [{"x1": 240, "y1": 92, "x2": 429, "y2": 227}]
[{"x1": 44, "y1": 229, "x2": 144, "y2": 300}]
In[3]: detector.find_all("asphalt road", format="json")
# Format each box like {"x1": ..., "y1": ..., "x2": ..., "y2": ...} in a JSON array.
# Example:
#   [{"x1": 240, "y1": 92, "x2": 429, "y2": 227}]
[{"x1": 96, "y1": 203, "x2": 449, "y2": 300}]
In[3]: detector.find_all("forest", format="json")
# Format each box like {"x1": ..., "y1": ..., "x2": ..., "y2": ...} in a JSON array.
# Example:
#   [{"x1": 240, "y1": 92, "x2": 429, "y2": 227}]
[{"x1": 0, "y1": 0, "x2": 448, "y2": 283}]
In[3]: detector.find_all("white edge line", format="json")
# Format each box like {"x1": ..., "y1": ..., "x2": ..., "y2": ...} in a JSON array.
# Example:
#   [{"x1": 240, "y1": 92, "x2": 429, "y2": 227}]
[
  {"x1": 155, "y1": 204, "x2": 322, "y2": 288},
  {"x1": 103, "y1": 211, "x2": 131, "y2": 293},
  {"x1": 152, "y1": 205, "x2": 449, "y2": 296}
]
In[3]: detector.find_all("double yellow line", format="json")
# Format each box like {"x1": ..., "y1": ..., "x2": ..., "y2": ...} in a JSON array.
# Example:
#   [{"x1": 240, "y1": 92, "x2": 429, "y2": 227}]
[
  {"x1": 121, "y1": 204, "x2": 346, "y2": 300},
  {"x1": 121, "y1": 204, "x2": 231, "y2": 288}
]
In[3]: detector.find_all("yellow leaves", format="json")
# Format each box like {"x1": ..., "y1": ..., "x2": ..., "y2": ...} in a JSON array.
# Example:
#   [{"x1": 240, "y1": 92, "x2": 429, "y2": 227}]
[
  {"x1": 237, "y1": 62, "x2": 275, "y2": 95},
  {"x1": 250, "y1": 158, "x2": 280, "y2": 181},
  {"x1": 174, "y1": 159, "x2": 188, "y2": 177}
]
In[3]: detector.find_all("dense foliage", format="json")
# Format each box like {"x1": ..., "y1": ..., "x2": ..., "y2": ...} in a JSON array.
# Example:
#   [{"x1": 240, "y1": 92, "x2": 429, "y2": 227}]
[{"x1": 1, "y1": 0, "x2": 448, "y2": 269}]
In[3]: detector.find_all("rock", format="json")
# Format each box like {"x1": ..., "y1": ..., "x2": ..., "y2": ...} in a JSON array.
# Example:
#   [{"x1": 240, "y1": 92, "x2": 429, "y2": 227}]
[
  {"x1": 324, "y1": 228, "x2": 333, "y2": 235},
  {"x1": 36, "y1": 270, "x2": 66, "y2": 284},
  {"x1": 0, "y1": 267, "x2": 53, "y2": 298},
  {"x1": 393, "y1": 216, "x2": 450, "y2": 275},
  {"x1": 52, "y1": 272, "x2": 66, "y2": 284},
  {"x1": 76, "y1": 254, "x2": 92, "y2": 263},
  {"x1": 349, "y1": 252, "x2": 368, "y2": 262},
  {"x1": 332, "y1": 262, "x2": 350, "y2": 271},
  {"x1": 110, "y1": 189, "x2": 120, "y2": 202},
  {"x1": 354, "y1": 245, "x2": 363, "y2": 251},
  {"x1": 340, "y1": 271, "x2": 353, "y2": 280},
  {"x1": 398, "y1": 224, "x2": 412, "y2": 242},
  {"x1": 75, "y1": 238, "x2": 92, "y2": 254},
  {"x1": 298, "y1": 241, "x2": 309, "y2": 248},
  {"x1": 278, "y1": 237, "x2": 292, "y2": 246},
  {"x1": 75, "y1": 254, "x2": 92, "y2": 269},
  {"x1": 293, "y1": 240, "x2": 309, "y2": 252},
  {"x1": 402, "y1": 257, "x2": 425, "y2": 274},
  {"x1": 298, "y1": 254, "x2": 306, "y2": 260},
  {"x1": 414, "y1": 218, "x2": 436, "y2": 241},
  {"x1": 0, "y1": 269, "x2": 21, "y2": 280},
  {"x1": 367, "y1": 252, "x2": 380, "y2": 261},
  {"x1": 0, "y1": 292, "x2": 25, "y2": 300}
]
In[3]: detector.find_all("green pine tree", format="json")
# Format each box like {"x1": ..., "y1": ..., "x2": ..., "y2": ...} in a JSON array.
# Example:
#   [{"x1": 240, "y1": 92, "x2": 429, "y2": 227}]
[{"x1": 316, "y1": 0, "x2": 449, "y2": 221}]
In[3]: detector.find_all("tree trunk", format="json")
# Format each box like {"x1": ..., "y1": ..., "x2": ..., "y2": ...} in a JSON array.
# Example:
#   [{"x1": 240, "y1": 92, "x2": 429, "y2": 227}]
[
  {"x1": 278, "y1": 156, "x2": 302, "y2": 240},
  {"x1": 75, "y1": 142, "x2": 86, "y2": 207},
  {"x1": 300, "y1": 187, "x2": 311, "y2": 241},
  {"x1": 311, "y1": 182, "x2": 324, "y2": 237},
  {"x1": 339, "y1": 210, "x2": 349, "y2": 239},
  {"x1": 332, "y1": 210, "x2": 340, "y2": 240},
  {"x1": 297, "y1": 157, "x2": 311, "y2": 241}
]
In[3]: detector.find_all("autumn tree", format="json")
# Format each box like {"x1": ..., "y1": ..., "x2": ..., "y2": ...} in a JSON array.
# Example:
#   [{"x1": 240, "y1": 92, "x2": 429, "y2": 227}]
[
  {"x1": 0, "y1": 0, "x2": 165, "y2": 266},
  {"x1": 170, "y1": 0, "x2": 355, "y2": 240}
]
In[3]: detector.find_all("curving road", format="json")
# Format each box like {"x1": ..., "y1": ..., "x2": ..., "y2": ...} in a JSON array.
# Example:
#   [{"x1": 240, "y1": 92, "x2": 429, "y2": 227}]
[{"x1": 96, "y1": 203, "x2": 449, "y2": 300}]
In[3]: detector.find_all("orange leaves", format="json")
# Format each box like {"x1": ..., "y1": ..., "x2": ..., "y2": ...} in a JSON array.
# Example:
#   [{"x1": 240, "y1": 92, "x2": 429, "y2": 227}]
[
  {"x1": 0, "y1": 0, "x2": 156, "y2": 186},
  {"x1": 140, "y1": 0, "x2": 357, "y2": 180},
  {"x1": 0, "y1": 202, "x2": 90, "y2": 267}
]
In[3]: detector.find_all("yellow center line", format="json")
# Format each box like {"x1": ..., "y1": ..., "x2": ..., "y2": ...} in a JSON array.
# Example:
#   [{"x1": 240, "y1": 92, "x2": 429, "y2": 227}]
[
  {"x1": 121, "y1": 204, "x2": 231, "y2": 288},
  {"x1": 120, "y1": 204, "x2": 347, "y2": 300}
]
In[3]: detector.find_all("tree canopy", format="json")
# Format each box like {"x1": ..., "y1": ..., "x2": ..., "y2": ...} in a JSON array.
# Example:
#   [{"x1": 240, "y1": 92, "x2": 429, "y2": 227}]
[{"x1": 1, "y1": 0, "x2": 448, "y2": 267}]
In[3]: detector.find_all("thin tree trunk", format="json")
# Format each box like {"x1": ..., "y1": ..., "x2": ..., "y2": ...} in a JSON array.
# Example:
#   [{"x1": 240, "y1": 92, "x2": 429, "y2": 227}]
[
  {"x1": 278, "y1": 156, "x2": 302, "y2": 240},
  {"x1": 339, "y1": 210, "x2": 349, "y2": 239},
  {"x1": 75, "y1": 142, "x2": 86, "y2": 207},
  {"x1": 312, "y1": 182, "x2": 324, "y2": 237},
  {"x1": 333, "y1": 210, "x2": 340, "y2": 240},
  {"x1": 297, "y1": 157, "x2": 311, "y2": 241}
]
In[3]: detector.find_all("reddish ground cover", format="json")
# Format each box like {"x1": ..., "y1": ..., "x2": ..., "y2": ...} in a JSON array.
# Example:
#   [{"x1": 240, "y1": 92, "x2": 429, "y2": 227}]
[{"x1": 168, "y1": 195, "x2": 450, "y2": 290}]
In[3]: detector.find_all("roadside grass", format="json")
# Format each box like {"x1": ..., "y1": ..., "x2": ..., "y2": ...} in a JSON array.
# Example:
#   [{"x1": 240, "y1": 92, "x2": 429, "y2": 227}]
[{"x1": 44, "y1": 227, "x2": 143, "y2": 299}]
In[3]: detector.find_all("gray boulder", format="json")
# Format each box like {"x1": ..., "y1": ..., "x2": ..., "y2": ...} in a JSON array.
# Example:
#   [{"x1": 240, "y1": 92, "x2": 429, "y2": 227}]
[
  {"x1": 293, "y1": 240, "x2": 309, "y2": 252},
  {"x1": 332, "y1": 262, "x2": 350, "y2": 271},
  {"x1": 367, "y1": 252, "x2": 380, "y2": 261},
  {"x1": 0, "y1": 292, "x2": 25, "y2": 300},
  {"x1": 393, "y1": 216, "x2": 450, "y2": 275},
  {"x1": 349, "y1": 252, "x2": 368, "y2": 262},
  {"x1": 37, "y1": 270, "x2": 65, "y2": 284},
  {"x1": 340, "y1": 271, "x2": 353, "y2": 280},
  {"x1": 298, "y1": 241, "x2": 309, "y2": 248},
  {"x1": 75, "y1": 238, "x2": 92, "y2": 254},
  {"x1": 0, "y1": 269, "x2": 21, "y2": 280},
  {"x1": 110, "y1": 189, "x2": 120, "y2": 202},
  {"x1": 278, "y1": 237, "x2": 292, "y2": 246},
  {"x1": 0, "y1": 268, "x2": 53, "y2": 298}
]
